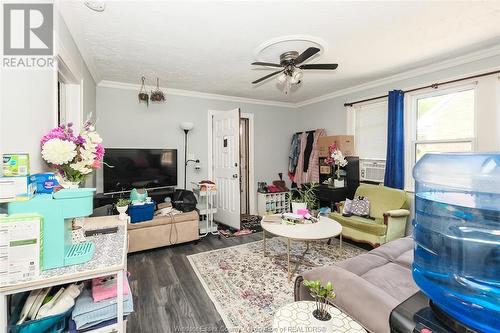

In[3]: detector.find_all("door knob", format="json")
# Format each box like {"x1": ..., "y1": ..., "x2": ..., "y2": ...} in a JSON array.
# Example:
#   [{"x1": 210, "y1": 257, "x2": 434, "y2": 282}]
[{"x1": 233, "y1": 174, "x2": 238, "y2": 178}]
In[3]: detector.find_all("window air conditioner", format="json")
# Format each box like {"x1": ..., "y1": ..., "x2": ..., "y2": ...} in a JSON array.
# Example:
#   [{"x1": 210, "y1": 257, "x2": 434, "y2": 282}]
[{"x1": 360, "y1": 159, "x2": 386, "y2": 183}]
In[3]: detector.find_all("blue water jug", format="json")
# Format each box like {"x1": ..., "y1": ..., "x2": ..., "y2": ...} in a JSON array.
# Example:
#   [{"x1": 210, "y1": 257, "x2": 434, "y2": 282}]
[{"x1": 412, "y1": 153, "x2": 500, "y2": 333}]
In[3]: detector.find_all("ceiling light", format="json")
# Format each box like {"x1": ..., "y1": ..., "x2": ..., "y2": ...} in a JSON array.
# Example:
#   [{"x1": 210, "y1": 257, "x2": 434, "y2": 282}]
[
  {"x1": 277, "y1": 73, "x2": 287, "y2": 85},
  {"x1": 84, "y1": 1, "x2": 105, "y2": 12},
  {"x1": 292, "y1": 69, "x2": 303, "y2": 83}
]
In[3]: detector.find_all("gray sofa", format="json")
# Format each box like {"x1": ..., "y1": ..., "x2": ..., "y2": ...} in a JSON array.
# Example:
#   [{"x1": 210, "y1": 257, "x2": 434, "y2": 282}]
[{"x1": 294, "y1": 237, "x2": 418, "y2": 333}]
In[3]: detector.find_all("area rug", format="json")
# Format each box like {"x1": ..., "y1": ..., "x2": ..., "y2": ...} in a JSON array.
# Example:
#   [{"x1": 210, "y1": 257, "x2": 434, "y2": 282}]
[
  {"x1": 218, "y1": 215, "x2": 263, "y2": 238},
  {"x1": 187, "y1": 237, "x2": 366, "y2": 332}
]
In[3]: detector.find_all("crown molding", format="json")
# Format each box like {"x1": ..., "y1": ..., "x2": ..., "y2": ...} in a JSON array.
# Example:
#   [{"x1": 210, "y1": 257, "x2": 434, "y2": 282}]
[
  {"x1": 98, "y1": 45, "x2": 500, "y2": 109},
  {"x1": 295, "y1": 44, "x2": 500, "y2": 108},
  {"x1": 98, "y1": 80, "x2": 296, "y2": 108}
]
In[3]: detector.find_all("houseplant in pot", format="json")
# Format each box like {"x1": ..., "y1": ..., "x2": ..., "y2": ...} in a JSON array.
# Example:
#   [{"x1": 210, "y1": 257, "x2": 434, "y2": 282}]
[
  {"x1": 303, "y1": 279, "x2": 336, "y2": 322},
  {"x1": 116, "y1": 198, "x2": 131, "y2": 221},
  {"x1": 291, "y1": 182, "x2": 319, "y2": 215}
]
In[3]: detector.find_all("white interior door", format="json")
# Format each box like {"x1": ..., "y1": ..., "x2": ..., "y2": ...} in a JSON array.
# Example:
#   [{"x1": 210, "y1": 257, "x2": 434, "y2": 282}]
[{"x1": 213, "y1": 109, "x2": 241, "y2": 229}]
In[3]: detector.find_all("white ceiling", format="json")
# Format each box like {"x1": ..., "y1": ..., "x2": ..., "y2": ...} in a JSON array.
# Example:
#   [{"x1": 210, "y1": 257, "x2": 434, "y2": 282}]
[{"x1": 60, "y1": 1, "x2": 500, "y2": 103}]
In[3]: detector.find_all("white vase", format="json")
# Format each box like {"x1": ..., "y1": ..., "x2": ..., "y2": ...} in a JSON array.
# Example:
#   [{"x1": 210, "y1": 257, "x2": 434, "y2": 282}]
[
  {"x1": 116, "y1": 205, "x2": 129, "y2": 221},
  {"x1": 55, "y1": 174, "x2": 81, "y2": 189},
  {"x1": 334, "y1": 179, "x2": 345, "y2": 188},
  {"x1": 291, "y1": 202, "x2": 307, "y2": 214}
]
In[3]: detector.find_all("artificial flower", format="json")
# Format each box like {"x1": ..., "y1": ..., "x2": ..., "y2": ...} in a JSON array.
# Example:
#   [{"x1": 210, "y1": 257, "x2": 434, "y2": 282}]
[{"x1": 41, "y1": 139, "x2": 77, "y2": 164}]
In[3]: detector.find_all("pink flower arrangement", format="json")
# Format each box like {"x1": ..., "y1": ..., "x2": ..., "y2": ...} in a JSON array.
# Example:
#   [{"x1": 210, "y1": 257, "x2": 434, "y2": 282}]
[
  {"x1": 324, "y1": 142, "x2": 348, "y2": 180},
  {"x1": 40, "y1": 120, "x2": 105, "y2": 186}
]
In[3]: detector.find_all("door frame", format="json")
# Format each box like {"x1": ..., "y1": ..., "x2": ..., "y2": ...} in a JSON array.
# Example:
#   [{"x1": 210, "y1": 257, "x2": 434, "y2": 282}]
[{"x1": 208, "y1": 110, "x2": 256, "y2": 215}]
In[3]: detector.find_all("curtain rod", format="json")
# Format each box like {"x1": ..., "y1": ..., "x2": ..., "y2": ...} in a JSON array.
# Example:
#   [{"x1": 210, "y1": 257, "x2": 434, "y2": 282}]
[{"x1": 344, "y1": 69, "x2": 500, "y2": 107}]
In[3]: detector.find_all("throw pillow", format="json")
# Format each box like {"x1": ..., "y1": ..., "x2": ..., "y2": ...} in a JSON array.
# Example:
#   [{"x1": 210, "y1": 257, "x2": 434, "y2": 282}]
[
  {"x1": 351, "y1": 196, "x2": 370, "y2": 217},
  {"x1": 342, "y1": 199, "x2": 352, "y2": 215}
]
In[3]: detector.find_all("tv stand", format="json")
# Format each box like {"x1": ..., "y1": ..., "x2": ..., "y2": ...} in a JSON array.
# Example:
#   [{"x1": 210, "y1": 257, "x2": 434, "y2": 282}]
[{"x1": 94, "y1": 187, "x2": 176, "y2": 209}]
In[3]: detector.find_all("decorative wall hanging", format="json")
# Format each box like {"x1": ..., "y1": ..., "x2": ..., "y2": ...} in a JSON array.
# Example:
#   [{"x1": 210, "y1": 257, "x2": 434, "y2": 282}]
[
  {"x1": 138, "y1": 76, "x2": 149, "y2": 106},
  {"x1": 150, "y1": 77, "x2": 166, "y2": 103}
]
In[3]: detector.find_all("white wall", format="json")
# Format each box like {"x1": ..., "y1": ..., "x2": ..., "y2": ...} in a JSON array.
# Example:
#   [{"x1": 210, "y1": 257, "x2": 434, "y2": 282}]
[
  {"x1": 1, "y1": 70, "x2": 57, "y2": 173},
  {"x1": 96, "y1": 86, "x2": 299, "y2": 206},
  {"x1": 0, "y1": 6, "x2": 96, "y2": 179}
]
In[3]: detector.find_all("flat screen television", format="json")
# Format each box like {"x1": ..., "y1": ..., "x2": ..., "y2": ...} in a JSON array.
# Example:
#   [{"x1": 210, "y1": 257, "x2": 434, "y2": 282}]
[{"x1": 103, "y1": 148, "x2": 177, "y2": 194}]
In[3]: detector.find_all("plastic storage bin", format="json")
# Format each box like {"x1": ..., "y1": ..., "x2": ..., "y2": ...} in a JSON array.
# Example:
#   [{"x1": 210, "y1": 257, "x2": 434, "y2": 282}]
[
  {"x1": 412, "y1": 153, "x2": 500, "y2": 333},
  {"x1": 8, "y1": 293, "x2": 73, "y2": 333},
  {"x1": 128, "y1": 201, "x2": 155, "y2": 223}
]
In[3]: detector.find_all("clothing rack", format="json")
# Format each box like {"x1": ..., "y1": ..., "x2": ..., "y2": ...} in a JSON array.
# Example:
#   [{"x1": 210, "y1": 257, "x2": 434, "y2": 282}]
[
  {"x1": 344, "y1": 69, "x2": 500, "y2": 107},
  {"x1": 295, "y1": 130, "x2": 316, "y2": 135}
]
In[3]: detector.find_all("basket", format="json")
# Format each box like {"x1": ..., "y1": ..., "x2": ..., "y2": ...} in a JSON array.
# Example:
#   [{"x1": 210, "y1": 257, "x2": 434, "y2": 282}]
[
  {"x1": 128, "y1": 201, "x2": 156, "y2": 223},
  {"x1": 9, "y1": 293, "x2": 73, "y2": 333}
]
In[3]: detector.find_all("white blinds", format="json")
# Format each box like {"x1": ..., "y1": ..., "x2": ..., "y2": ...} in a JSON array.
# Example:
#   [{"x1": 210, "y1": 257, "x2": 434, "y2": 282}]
[{"x1": 353, "y1": 101, "x2": 388, "y2": 159}]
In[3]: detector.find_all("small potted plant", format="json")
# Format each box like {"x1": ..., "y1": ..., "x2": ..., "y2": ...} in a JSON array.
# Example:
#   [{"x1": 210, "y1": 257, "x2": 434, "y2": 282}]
[
  {"x1": 291, "y1": 182, "x2": 319, "y2": 215},
  {"x1": 303, "y1": 279, "x2": 336, "y2": 321},
  {"x1": 116, "y1": 198, "x2": 131, "y2": 221}
]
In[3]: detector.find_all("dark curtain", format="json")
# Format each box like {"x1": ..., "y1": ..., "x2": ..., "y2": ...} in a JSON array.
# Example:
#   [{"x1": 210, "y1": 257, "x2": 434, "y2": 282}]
[{"x1": 384, "y1": 90, "x2": 405, "y2": 189}]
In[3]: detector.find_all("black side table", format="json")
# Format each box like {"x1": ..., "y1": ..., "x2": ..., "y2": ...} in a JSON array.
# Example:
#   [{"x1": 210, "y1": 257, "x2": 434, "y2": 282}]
[
  {"x1": 390, "y1": 291, "x2": 476, "y2": 333},
  {"x1": 313, "y1": 184, "x2": 347, "y2": 211}
]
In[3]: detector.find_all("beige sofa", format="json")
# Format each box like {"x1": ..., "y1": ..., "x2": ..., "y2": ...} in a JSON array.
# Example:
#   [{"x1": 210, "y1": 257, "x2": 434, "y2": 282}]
[
  {"x1": 127, "y1": 211, "x2": 199, "y2": 253},
  {"x1": 295, "y1": 237, "x2": 418, "y2": 333}
]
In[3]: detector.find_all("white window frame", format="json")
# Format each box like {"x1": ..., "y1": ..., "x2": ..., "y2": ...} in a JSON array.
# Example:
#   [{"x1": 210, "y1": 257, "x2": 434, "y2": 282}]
[{"x1": 404, "y1": 83, "x2": 477, "y2": 191}]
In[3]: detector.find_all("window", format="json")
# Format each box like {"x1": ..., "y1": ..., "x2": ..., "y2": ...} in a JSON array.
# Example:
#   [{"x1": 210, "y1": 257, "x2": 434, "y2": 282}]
[
  {"x1": 407, "y1": 85, "x2": 476, "y2": 189},
  {"x1": 353, "y1": 101, "x2": 388, "y2": 160}
]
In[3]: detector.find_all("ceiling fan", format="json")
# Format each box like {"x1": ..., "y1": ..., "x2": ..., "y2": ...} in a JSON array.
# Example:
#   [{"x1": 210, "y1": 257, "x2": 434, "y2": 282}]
[{"x1": 251, "y1": 47, "x2": 338, "y2": 88}]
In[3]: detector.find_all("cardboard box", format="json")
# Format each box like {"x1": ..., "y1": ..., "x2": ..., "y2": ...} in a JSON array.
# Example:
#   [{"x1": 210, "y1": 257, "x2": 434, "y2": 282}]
[
  {"x1": 0, "y1": 215, "x2": 42, "y2": 285},
  {"x1": 318, "y1": 135, "x2": 355, "y2": 157},
  {"x1": 0, "y1": 176, "x2": 35, "y2": 202},
  {"x1": 3, "y1": 154, "x2": 30, "y2": 177}
]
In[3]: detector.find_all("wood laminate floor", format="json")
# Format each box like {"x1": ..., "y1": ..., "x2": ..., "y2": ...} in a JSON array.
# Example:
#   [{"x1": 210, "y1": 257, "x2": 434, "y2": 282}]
[{"x1": 126, "y1": 232, "x2": 263, "y2": 333}]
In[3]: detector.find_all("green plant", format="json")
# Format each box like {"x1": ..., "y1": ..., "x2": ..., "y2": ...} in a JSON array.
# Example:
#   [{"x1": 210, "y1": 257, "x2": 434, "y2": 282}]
[
  {"x1": 292, "y1": 182, "x2": 319, "y2": 210},
  {"x1": 303, "y1": 279, "x2": 336, "y2": 321},
  {"x1": 116, "y1": 198, "x2": 131, "y2": 207}
]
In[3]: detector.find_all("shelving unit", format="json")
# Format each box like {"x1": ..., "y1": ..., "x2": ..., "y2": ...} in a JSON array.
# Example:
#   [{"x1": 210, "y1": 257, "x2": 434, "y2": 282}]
[
  {"x1": 192, "y1": 184, "x2": 218, "y2": 237},
  {"x1": 0, "y1": 216, "x2": 128, "y2": 333},
  {"x1": 257, "y1": 192, "x2": 291, "y2": 216}
]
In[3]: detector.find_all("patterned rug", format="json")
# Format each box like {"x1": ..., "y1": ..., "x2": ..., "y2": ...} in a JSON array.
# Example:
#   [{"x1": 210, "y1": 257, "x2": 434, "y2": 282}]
[{"x1": 187, "y1": 237, "x2": 366, "y2": 332}]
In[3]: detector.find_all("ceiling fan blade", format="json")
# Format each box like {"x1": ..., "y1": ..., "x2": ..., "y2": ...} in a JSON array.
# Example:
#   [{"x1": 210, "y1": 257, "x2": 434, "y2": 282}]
[
  {"x1": 252, "y1": 70, "x2": 284, "y2": 84},
  {"x1": 251, "y1": 62, "x2": 282, "y2": 68},
  {"x1": 294, "y1": 47, "x2": 320, "y2": 64},
  {"x1": 300, "y1": 64, "x2": 338, "y2": 70}
]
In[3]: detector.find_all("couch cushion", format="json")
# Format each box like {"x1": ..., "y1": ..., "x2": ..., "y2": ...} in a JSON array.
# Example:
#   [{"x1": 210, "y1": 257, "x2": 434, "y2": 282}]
[
  {"x1": 301, "y1": 266, "x2": 400, "y2": 333},
  {"x1": 354, "y1": 184, "x2": 408, "y2": 219},
  {"x1": 361, "y1": 262, "x2": 419, "y2": 302},
  {"x1": 330, "y1": 212, "x2": 387, "y2": 236},
  {"x1": 127, "y1": 210, "x2": 199, "y2": 230},
  {"x1": 370, "y1": 236, "x2": 414, "y2": 262},
  {"x1": 394, "y1": 249, "x2": 414, "y2": 268},
  {"x1": 336, "y1": 253, "x2": 388, "y2": 276}
]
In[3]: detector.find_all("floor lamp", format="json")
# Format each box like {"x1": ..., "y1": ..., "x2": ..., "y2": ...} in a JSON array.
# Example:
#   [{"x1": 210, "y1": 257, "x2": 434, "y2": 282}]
[{"x1": 180, "y1": 122, "x2": 199, "y2": 189}]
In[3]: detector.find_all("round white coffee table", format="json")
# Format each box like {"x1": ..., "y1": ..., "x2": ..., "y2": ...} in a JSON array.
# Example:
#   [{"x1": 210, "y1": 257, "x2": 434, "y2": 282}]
[
  {"x1": 261, "y1": 215, "x2": 342, "y2": 280},
  {"x1": 273, "y1": 301, "x2": 366, "y2": 333}
]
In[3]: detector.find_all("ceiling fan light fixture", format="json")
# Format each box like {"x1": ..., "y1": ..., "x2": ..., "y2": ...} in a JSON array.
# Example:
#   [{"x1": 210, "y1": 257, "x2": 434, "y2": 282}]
[{"x1": 277, "y1": 73, "x2": 287, "y2": 85}]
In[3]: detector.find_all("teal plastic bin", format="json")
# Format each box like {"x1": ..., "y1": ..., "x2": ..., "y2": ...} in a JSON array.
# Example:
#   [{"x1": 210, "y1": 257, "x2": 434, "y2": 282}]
[{"x1": 8, "y1": 293, "x2": 73, "y2": 333}]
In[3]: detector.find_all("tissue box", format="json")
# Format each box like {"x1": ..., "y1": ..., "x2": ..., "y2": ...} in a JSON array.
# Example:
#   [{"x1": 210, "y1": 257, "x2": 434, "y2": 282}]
[
  {"x1": 3, "y1": 154, "x2": 30, "y2": 177},
  {"x1": 30, "y1": 173, "x2": 60, "y2": 194},
  {"x1": 0, "y1": 176, "x2": 35, "y2": 202}
]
